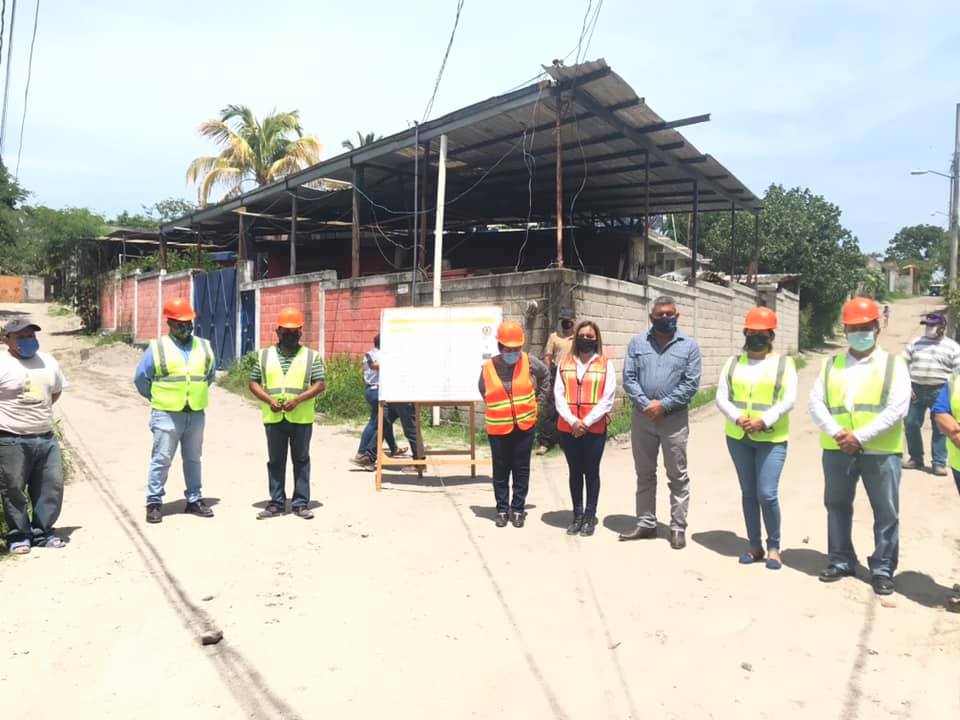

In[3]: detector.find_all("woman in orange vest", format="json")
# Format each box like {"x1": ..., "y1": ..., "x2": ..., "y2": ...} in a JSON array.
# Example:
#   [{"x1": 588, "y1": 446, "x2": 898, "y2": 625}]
[
  {"x1": 555, "y1": 321, "x2": 617, "y2": 536},
  {"x1": 478, "y1": 320, "x2": 551, "y2": 528}
]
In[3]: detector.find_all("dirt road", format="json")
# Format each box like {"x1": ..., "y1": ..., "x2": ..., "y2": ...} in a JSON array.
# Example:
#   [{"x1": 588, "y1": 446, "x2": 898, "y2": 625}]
[{"x1": 1, "y1": 297, "x2": 958, "y2": 720}]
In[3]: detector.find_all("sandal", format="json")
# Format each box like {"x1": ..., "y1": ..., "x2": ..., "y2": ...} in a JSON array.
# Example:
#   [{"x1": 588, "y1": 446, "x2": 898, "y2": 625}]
[
  {"x1": 387, "y1": 446, "x2": 409, "y2": 457},
  {"x1": 256, "y1": 504, "x2": 284, "y2": 519},
  {"x1": 9, "y1": 540, "x2": 31, "y2": 555},
  {"x1": 739, "y1": 549, "x2": 765, "y2": 565},
  {"x1": 948, "y1": 585, "x2": 960, "y2": 614},
  {"x1": 39, "y1": 536, "x2": 66, "y2": 549}
]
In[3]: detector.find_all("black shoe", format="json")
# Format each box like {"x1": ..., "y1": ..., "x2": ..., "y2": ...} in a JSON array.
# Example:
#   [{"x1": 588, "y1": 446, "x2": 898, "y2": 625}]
[
  {"x1": 511, "y1": 511, "x2": 526, "y2": 528},
  {"x1": 184, "y1": 499, "x2": 214, "y2": 518},
  {"x1": 819, "y1": 566, "x2": 855, "y2": 583},
  {"x1": 146, "y1": 504, "x2": 162, "y2": 524},
  {"x1": 670, "y1": 530, "x2": 686, "y2": 550},
  {"x1": 566, "y1": 513, "x2": 584, "y2": 535},
  {"x1": 495, "y1": 512, "x2": 509, "y2": 528},
  {"x1": 292, "y1": 506, "x2": 315, "y2": 520},
  {"x1": 872, "y1": 575, "x2": 895, "y2": 596},
  {"x1": 257, "y1": 503, "x2": 284, "y2": 519},
  {"x1": 619, "y1": 525, "x2": 657, "y2": 541},
  {"x1": 580, "y1": 516, "x2": 597, "y2": 537}
]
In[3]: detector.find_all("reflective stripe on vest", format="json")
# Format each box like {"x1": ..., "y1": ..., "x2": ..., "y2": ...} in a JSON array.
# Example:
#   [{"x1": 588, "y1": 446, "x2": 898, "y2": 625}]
[
  {"x1": 149, "y1": 335, "x2": 213, "y2": 412},
  {"x1": 723, "y1": 353, "x2": 791, "y2": 443},
  {"x1": 557, "y1": 355, "x2": 609, "y2": 434},
  {"x1": 483, "y1": 353, "x2": 537, "y2": 435},
  {"x1": 818, "y1": 350, "x2": 903, "y2": 454},
  {"x1": 259, "y1": 345, "x2": 316, "y2": 424},
  {"x1": 947, "y1": 374, "x2": 960, "y2": 471}
]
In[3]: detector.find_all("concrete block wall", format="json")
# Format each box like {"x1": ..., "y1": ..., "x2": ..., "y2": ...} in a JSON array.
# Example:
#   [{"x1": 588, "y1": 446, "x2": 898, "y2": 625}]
[
  {"x1": 135, "y1": 275, "x2": 160, "y2": 344},
  {"x1": 773, "y1": 290, "x2": 800, "y2": 355},
  {"x1": 23, "y1": 276, "x2": 44, "y2": 301}
]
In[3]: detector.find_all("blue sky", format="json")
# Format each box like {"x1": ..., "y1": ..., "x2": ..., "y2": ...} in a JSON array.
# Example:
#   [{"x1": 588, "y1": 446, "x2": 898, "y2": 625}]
[{"x1": 4, "y1": 0, "x2": 959, "y2": 252}]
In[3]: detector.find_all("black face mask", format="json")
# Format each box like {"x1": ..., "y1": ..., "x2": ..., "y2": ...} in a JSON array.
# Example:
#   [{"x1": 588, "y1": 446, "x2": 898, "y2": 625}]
[
  {"x1": 169, "y1": 322, "x2": 192, "y2": 342},
  {"x1": 561, "y1": 320, "x2": 574, "y2": 331},
  {"x1": 575, "y1": 337, "x2": 598, "y2": 354},
  {"x1": 278, "y1": 331, "x2": 301, "y2": 350},
  {"x1": 745, "y1": 334, "x2": 770, "y2": 353}
]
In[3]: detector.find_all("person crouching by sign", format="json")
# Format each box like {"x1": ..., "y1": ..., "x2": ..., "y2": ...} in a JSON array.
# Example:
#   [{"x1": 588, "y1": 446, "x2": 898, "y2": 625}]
[
  {"x1": 930, "y1": 375, "x2": 960, "y2": 611},
  {"x1": 248, "y1": 307, "x2": 325, "y2": 520},
  {"x1": 478, "y1": 320, "x2": 551, "y2": 528},
  {"x1": 134, "y1": 297, "x2": 216, "y2": 525},
  {"x1": 715, "y1": 307, "x2": 797, "y2": 570},
  {"x1": 555, "y1": 321, "x2": 616, "y2": 537}
]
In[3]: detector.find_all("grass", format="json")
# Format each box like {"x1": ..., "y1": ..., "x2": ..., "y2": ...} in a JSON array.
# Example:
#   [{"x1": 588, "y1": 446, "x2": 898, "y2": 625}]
[
  {"x1": 884, "y1": 291, "x2": 912, "y2": 302},
  {"x1": 217, "y1": 350, "x2": 258, "y2": 397},
  {"x1": 92, "y1": 332, "x2": 133, "y2": 347},
  {"x1": 47, "y1": 304, "x2": 74, "y2": 317},
  {"x1": 607, "y1": 386, "x2": 718, "y2": 439},
  {"x1": 793, "y1": 354, "x2": 808, "y2": 370}
]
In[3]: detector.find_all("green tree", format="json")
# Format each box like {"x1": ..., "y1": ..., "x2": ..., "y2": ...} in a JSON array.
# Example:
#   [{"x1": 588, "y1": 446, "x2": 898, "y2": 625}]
[
  {"x1": 884, "y1": 223, "x2": 947, "y2": 288},
  {"x1": 186, "y1": 105, "x2": 323, "y2": 208},
  {"x1": 341, "y1": 131, "x2": 382, "y2": 151},
  {"x1": 112, "y1": 198, "x2": 197, "y2": 229},
  {"x1": 0, "y1": 161, "x2": 28, "y2": 246}
]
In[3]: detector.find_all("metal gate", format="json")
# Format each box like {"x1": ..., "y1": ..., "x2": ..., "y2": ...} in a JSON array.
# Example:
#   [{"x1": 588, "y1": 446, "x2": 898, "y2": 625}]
[
  {"x1": 239, "y1": 290, "x2": 256, "y2": 357},
  {"x1": 193, "y1": 268, "x2": 237, "y2": 369}
]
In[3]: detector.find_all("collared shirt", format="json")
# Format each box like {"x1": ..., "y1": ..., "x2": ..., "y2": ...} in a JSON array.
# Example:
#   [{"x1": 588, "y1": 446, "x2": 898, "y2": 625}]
[
  {"x1": 134, "y1": 335, "x2": 216, "y2": 400},
  {"x1": 902, "y1": 335, "x2": 960, "y2": 386},
  {"x1": 622, "y1": 327, "x2": 702, "y2": 412},
  {"x1": 0, "y1": 349, "x2": 65, "y2": 435},
  {"x1": 544, "y1": 332, "x2": 574, "y2": 367},
  {"x1": 715, "y1": 354, "x2": 798, "y2": 429},
  {"x1": 249, "y1": 344, "x2": 325, "y2": 384},
  {"x1": 363, "y1": 348, "x2": 380, "y2": 388},
  {"x1": 807, "y1": 347, "x2": 911, "y2": 453},
  {"x1": 554, "y1": 354, "x2": 617, "y2": 429}
]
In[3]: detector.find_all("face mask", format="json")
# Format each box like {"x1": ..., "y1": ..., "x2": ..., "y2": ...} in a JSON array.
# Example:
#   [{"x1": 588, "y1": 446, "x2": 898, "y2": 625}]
[
  {"x1": 652, "y1": 317, "x2": 677, "y2": 334},
  {"x1": 278, "y1": 331, "x2": 301, "y2": 349},
  {"x1": 847, "y1": 331, "x2": 876, "y2": 353},
  {"x1": 502, "y1": 351, "x2": 521, "y2": 366},
  {"x1": 16, "y1": 336, "x2": 39, "y2": 358},
  {"x1": 575, "y1": 337, "x2": 598, "y2": 354},
  {"x1": 744, "y1": 335, "x2": 770, "y2": 353},
  {"x1": 925, "y1": 325, "x2": 940, "y2": 339},
  {"x1": 561, "y1": 320, "x2": 574, "y2": 331},
  {"x1": 170, "y1": 323, "x2": 192, "y2": 342}
]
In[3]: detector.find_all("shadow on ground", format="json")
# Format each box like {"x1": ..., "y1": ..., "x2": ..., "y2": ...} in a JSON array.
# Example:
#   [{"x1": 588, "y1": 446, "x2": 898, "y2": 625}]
[
  {"x1": 469, "y1": 504, "x2": 537, "y2": 522},
  {"x1": 157, "y1": 497, "x2": 221, "y2": 516}
]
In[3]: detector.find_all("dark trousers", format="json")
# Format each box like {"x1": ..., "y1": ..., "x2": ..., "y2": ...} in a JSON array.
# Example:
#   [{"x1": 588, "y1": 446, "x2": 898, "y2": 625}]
[
  {"x1": 535, "y1": 367, "x2": 559, "y2": 449},
  {"x1": 559, "y1": 430, "x2": 606, "y2": 516},
  {"x1": 0, "y1": 434, "x2": 64, "y2": 545},
  {"x1": 488, "y1": 426, "x2": 535, "y2": 513},
  {"x1": 265, "y1": 420, "x2": 312, "y2": 509},
  {"x1": 387, "y1": 403, "x2": 420, "y2": 458}
]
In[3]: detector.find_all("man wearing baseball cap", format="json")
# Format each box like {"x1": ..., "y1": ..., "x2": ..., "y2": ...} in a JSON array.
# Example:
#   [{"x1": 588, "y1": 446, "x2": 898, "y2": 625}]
[
  {"x1": 902, "y1": 311, "x2": 960, "y2": 476},
  {"x1": 0, "y1": 318, "x2": 67, "y2": 554},
  {"x1": 134, "y1": 297, "x2": 216, "y2": 524}
]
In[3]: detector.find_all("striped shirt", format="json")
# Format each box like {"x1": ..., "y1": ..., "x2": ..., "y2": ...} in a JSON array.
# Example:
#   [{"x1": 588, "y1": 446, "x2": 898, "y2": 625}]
[
  {"x1": 902, "y1": 336, "x2": 960, "y2": 386},
  {"x1": 249, "y1": 345, "x2": 325, "y2": 384}
]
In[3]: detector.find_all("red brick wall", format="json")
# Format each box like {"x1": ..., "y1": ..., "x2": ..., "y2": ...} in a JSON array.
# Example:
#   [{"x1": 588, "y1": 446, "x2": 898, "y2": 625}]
[
  {"x1": 136, "y1": 277, "x2": 160, "y2": 342},
  {"x1": 99, "y1": 276, "x2": 116, "y2": 329},
  {"x1": 258, "y1": 282, "x2": 323, "y2": 350},
  {"x1": 119, "y1": 277, "x2": 136, "y2": 333},
  {"x1": 324, "y1": 285, "x2": 396, "y2": 356},
  {"x1": 161, "y1": 275, "x2": 192, "y2": 312},
  {"x1": 0, "y1": 276, "x2": 24, "y2": 302}
]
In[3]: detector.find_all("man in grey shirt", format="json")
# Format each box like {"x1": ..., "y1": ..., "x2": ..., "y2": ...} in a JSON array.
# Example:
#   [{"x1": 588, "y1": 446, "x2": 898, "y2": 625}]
[{"x1": 620, "y1": 295, "x2": 702, "y2": 549}]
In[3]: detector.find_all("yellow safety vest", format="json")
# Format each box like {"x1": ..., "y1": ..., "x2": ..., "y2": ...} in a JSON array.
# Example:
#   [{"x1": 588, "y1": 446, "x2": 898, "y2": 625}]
[
  {"x1": 945, "y1": 374, "x2": 960, "y2": 471},
  {"x1": 149, "y1": 335, "x2": 213, "y2": 412},
  {"x1": 723, "y1": 353, "x2": 792, "y2": 443},
  {"x1": 818, "y1": 350, "x2": 903, "y2": 454},
  {"x1": 258, "y1": 345, "x2": 317, "y2": 424}
]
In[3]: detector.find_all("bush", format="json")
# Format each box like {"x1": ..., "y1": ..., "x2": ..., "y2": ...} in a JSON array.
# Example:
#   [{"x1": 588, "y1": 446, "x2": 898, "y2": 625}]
[
  {"x1": 217, "y1": 351, "x2": 258, "y2": 397},
  {"x1": 315, "y1": 354, "x2": 368, "y2": 420},
  {"x1": 607, "y1": 386, "x2": 718, "y2": 439}
]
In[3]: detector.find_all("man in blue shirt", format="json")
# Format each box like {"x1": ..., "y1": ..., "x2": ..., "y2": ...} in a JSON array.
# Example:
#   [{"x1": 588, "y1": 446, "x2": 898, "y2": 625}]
[
  {"x1": 134, "y1": 297, "x2": 216, "y2": 524},
  {"x1": 620, "y1": 295, "x2": 702, "y2": 549}
]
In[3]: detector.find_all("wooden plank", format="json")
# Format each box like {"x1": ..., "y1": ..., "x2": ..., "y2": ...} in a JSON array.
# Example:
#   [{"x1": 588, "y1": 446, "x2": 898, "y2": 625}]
[
  {"x1": 351, "y1": 166, "x2": 364, "y2": 278},
  {"x1": 469, "y1": 401, "x2": 477, "y2": 478},
  {"x1": 375, "y1": 400, "x2": 384, "y2": 491}
]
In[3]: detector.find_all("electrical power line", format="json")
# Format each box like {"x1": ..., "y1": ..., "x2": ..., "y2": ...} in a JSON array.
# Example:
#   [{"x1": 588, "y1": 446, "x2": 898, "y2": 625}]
[
  {"x1": 421, "y1": 0, "x2": 465, "y2": 123},
  {"x1": 15, "y1": 0, "x2": 39, "y2": 177},
  {"x1": 0, "y1": 0, "x2": 16, "y2": 156}
]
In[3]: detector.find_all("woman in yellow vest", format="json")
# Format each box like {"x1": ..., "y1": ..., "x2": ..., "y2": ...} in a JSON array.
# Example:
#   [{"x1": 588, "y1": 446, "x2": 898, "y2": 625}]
[
  {"x1": 930, "y1": 377, "x2": 960, "y2": 611},
  {"x1": 478, "y1": 320, "x2": 551, "y2": 528},
  {"x1": 716, "y1": 307, "x2": 797, "y2": 569},
  {"x1": 555, "y1": 321, "x2": 616, "y2": 537}
]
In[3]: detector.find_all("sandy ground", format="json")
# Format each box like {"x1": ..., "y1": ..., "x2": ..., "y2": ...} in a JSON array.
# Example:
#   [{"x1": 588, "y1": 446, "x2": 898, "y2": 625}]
[{"x1": 0, "y1": 296, "x2": 958, "y2": 720}]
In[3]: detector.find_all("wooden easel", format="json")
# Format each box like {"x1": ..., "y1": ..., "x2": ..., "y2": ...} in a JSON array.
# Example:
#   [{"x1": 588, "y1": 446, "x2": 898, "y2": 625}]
[{"x1": 374, "y1": 400, "x2": 489, "y2": 490}]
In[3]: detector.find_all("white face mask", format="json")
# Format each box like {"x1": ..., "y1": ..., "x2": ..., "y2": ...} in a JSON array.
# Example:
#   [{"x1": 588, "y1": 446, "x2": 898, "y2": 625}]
[{"x1": 925, "y1": 325, "x2": 940, "y2": 339}]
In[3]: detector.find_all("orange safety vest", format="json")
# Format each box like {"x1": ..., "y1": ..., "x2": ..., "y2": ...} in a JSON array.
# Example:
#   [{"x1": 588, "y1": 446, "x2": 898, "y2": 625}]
[
  {"x1": 557, "y1": 355, "x2": 609, "y2": 434},
  {"x1": 482, "y1": 353, "x2": 538, "y2": 435}
]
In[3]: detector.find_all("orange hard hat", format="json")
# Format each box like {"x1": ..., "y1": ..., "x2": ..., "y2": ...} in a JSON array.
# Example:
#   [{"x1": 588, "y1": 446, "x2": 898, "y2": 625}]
[
  {"x1": 277, "y1": 306, "x2": 304, "y2": 329},
  {"x1": 162, "y1": 297, "x2": 196, "y2": 322},
  {"x1": 496, "y1": 319, "x2": 525, "y2": 348},
  {"x1": 842, "y1": 296, "x2": 880, "y2": 325},
  {"x1": 744, "y1": 306, "x2": 778, "y2": 331}
]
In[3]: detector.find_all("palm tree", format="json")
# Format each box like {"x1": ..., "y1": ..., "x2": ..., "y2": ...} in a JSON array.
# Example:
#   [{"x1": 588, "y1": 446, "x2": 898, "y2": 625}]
[
  {"x1": 341, "y1": 131, "x2": 382, "y2": 151},
  {"x1": 186, "y1": 105, "x2": 323, "y2": 208}
]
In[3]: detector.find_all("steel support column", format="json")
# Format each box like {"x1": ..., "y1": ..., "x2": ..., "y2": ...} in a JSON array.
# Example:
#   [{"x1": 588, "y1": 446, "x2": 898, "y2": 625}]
[
  {"x1": 728, "y1": 201, "x2": 736, "y2": 282},
  {"x1": 290, "y1": 194, "x2": 298, "y2": 276},
  {"x1": 642, "y1": 151, "x2": 650, "y2": 284},
  {"x1": 351, "y1": 166, "x2": 364, "y2": 278},
  {"x1": 555, "y1": 91, "x2": 565, "y2": 269},
  {"x1": 689, "y1": 179, "x2": 699, "y2": 287}
]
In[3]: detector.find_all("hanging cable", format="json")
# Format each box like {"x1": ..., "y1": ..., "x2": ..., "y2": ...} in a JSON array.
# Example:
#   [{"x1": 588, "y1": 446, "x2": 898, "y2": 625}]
[
  {"x1": 0, "y1": 0, "x2": 17, "y2": 156},
  {"x1": 15, "y1": 0, "x2": 39, "y2": 177},
  {"x1": 422, "y1": 0, "x2": 465, "y2": 123}
]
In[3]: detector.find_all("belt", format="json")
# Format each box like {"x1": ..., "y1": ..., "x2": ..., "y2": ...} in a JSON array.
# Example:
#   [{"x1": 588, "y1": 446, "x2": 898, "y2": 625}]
[{"x1": 0, "y1": 430, "x2": 54, "y2": 439}]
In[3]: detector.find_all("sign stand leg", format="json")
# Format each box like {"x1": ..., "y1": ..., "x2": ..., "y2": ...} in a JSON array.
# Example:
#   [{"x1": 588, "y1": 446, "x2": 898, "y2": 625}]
[
  {"x1": 415, "y1": 402, "x2": 424, "y2": 479},
  {"x1": 469, "y1": 401, "x2": 477, "y2": 478},
  {"x1": 376, "y1": 400, "x2": 385, "y2": 491}
]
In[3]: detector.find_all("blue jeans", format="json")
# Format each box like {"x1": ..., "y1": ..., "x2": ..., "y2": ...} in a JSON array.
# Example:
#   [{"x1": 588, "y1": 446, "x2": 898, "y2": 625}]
[
  {"x1": 726, "y1": 437, "x2": 785, "y2": 552},
  {"x1": 0, "y1": 433, "x2": 64, "y2": 545},
  {"x1": 146, "y1": 409, "x2": 205, "y2": 505},
  {"x1": 822, "y1": 451, "x2": 900, "y2": 577},
  {"x1": 905, "y1": 383, "x2": 947, "y2": 466},
  {"x1": 265, "y1": 421, "x2": 312, "y2": 508},
  {"x1": 358, "y1": 386, "x2": 396, "y2": 455}
]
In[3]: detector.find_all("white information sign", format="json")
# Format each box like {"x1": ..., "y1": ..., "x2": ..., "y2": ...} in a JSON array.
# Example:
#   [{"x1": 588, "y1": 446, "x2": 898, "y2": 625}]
[{"x1": 379, "y1": 305, "x2": 503, "y2": 402}]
